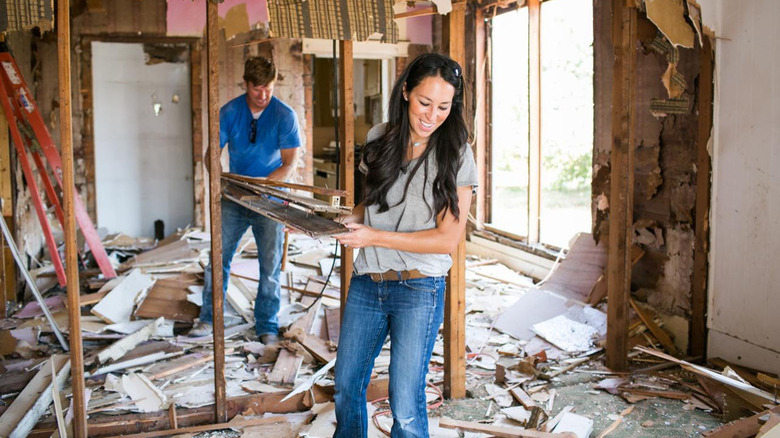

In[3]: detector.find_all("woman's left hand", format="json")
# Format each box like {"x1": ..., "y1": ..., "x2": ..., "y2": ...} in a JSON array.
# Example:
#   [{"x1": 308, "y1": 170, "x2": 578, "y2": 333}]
[{"x1": 334, "y1": 223, "x2": 375, "y2": 249}]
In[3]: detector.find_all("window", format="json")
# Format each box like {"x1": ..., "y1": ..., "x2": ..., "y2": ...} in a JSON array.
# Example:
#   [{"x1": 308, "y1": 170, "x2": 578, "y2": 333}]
[{"x1": 488, "y1": 0, "x2": 593, "y2": 249}]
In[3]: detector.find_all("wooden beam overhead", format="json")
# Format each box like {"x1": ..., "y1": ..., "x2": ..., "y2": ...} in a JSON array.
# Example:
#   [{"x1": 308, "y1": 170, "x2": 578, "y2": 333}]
[
  {"x1": 606, "y1": 0, "x2": 637, "y2": 371},
  {"x1": 443, "y1": 0, "x2": 467, "y2": 400},
  {"x1": 206, "y1": 0, "x2": 227, "y2": 423},
  {"x1": 339, "y1": 40, "x2": 355, "y2": 309}
]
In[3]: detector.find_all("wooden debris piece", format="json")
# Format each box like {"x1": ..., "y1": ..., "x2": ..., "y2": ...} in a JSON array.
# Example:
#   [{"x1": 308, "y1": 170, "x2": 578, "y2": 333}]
[
  {"x1": 596, "y1": 416, "x2": 622, "y2": 438},
  {"x1": 89, "y1": 351, "x2": 182, "y2": 377},
  {"x1": 289, "y1": 295, "x2": 321, "y2": 334},
  {"x1": 223, "y1": 184, "x2": 348, "y2": 237},
  {"x1": 757, "y1": 414, "x2": 780, "y2": 438},
  {"x1": 122, "y1": 239, "x2": 201, "y2": 269},
  {"x1": 0, "y1": 354, "x2": 70, "y2": 438},
  {"x1": 758, "y1": 373, "x2": 780, "y2": 389},
  {"x1": 268, "y1": 348, "x2": 304, "y2": 387},
  {"x1": 527, "y1": 406, "x2": 548, "y2": 429},
  {"x1": 80, "y1": 290, "x2": 108, "y2": 306},
  {"x1": 619, "y1": 386, "x2": 690, "y2": 400},
  {"x1": 702, "y1": 405, "x2": 780, "y2": 437},
  {"x1": 629, "y1": 299, "x2": 678, "y2": 355},
  {"x1": 50, "y1": 359, "x2": 67, "y2": 438},
  {"x1": 325, "y1": 307, "x2": 340, "y2": 345},
  {"x1": 147, "y1": 350, "x2": 232, "y2": 381},
  {"x1": 135, "y1": 276, "x2": 200, "y2": 322},
  {"x1": 113, "y1": 416, "x2": 286, "y2": 438},
  {"x1": 438, "y1": 417, "x2": 577, "y2": 438},
  {"x1": 511, "y1": 387, "x2": 538, "y2": 409},
  {"x1": 226, "y1": 278, "x2": 254, "y2": 324},
  {"x1": 635, "y1": 346, "x2": 777, "y2": 406},
  {"x1": 298, "y1": 333, "x2": 337, "y2": 363},
  {"x1": 709, "y1": 357, "x2": 777, "y2": 391},
  {"x1": 92, "y1": 269, "x2": 155, "y2": 324},
  {"x1": 223, "y1": 175, "x2": 350, "y2": 214}
]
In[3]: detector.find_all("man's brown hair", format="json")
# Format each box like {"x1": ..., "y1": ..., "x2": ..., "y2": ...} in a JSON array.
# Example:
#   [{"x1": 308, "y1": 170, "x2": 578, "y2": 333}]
[{"x1": 243, "y1": 56, "x2": 277, "y2": 86}]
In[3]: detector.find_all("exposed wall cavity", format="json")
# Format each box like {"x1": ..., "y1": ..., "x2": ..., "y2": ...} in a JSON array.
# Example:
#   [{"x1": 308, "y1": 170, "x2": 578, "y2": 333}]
[
  {"x1": 143, "y1": 44, "x2": 189, "y2": 65},
  {"x1": 593, "y1": 0, "x2": 707, "y2": 323}
]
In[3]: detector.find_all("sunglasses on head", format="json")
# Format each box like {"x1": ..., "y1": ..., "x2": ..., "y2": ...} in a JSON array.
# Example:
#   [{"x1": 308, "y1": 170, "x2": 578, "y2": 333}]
[
  {"x1": 249, "y1": 118, "x2": 257, "y2": 143},
  {"x1": 417, "y1": 54, "x2": 462, "y2": 78}
]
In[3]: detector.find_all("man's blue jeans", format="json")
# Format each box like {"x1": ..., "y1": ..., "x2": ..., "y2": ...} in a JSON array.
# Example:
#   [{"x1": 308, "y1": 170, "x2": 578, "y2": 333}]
[
  {"x1": 334, "y1": 274, "x2": 446, "y2": 438},
  {"x1": 199, "y1": 199, "x2": 284, "y2": 336}
]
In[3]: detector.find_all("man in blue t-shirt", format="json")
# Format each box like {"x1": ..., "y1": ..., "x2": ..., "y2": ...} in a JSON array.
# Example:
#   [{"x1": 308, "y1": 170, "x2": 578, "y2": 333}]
[{"x1": 189, "y1": 56, "x2": 301, "y2": 345}]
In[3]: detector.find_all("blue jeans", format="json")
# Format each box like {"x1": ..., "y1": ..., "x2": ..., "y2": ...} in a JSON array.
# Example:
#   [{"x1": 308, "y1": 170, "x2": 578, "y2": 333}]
[
  {"x1": 199, "y1": 199, "x2": 284, "y2": 336},
  {"x1": 334, "y1": 274, "x2": 446, "y2": 438}
]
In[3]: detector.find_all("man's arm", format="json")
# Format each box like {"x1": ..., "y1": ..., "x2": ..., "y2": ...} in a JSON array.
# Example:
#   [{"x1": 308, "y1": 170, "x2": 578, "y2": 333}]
[{"x1": 266, "y1": 147, "x2": 299, "y2": 181}]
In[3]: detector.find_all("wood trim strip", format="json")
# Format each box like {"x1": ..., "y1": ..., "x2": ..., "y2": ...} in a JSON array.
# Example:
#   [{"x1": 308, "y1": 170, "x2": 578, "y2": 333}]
[{"x1": 527, "y1": 0, "x2": 541, "y2": 243}]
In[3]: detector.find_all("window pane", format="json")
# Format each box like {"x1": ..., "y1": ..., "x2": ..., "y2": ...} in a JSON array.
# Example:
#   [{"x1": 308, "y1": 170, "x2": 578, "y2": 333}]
[
  {"x1": 540, "y1": 0, "x2": 593, "y2": 248},
  {"x1": 490, "y1": 9, "x2": 529, "y2": 236}
]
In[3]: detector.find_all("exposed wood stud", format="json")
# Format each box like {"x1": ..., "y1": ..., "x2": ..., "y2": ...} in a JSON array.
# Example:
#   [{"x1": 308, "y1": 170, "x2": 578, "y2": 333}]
[
  {"x1": 338, "y1": 40, "x2": 355, "y2": 309},
  {"x1": 58, "y1": 1, "x2": 88, "y2": 435},
  {"x1": 205, "y1": 0, "x2": 227, "y2": 423},
  {"x1": 606, "y1": 0, "x2": 637, "y2": 371},
  {"x1": 443, "y1": 0, "x2": 467, "y2": 400}
]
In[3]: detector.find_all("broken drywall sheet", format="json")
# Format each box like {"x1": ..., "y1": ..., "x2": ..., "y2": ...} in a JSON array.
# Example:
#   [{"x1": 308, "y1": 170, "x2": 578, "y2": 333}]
[
  {"x1": 122, "y1": 373, "x2": 167, "y2": 413},
  {"x1": 92, "y1": 269, "x2": 156, "y2": 324},
  {"x1": 97, "y1": 318, "x2": 163, "y2": 364},
  {"x1": 531, "y1": 315, "x2": 598, "y2": 352},
  {"x1": 645, "y1": 0, "x2": 695, "y2": 48},
  {"x1": 494, "y1": 289, "x2": 576, "y2": 341},
  {"x1": 552, "y1": 412, "x2": 594, "y2": 438}
]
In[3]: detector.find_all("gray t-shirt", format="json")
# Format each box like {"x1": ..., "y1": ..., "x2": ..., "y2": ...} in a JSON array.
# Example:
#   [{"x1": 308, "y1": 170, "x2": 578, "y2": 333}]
[{"x1": 353, "y1": 123, "x2": 479, "y2": 277}]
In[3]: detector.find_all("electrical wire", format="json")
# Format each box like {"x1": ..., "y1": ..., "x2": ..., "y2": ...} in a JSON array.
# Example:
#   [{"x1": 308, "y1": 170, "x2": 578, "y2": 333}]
[
  {"x1": 301, "y1": 40, "x2": 343, "y2": 314},
  {"x1": 370, "y1": 382, "x2": 445, "y2": 436}
]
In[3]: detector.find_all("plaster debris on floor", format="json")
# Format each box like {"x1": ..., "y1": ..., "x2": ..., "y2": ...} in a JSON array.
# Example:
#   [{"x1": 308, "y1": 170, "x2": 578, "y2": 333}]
[{"x1": 0, "y1": 229, "x2": 776, "y2": 437}]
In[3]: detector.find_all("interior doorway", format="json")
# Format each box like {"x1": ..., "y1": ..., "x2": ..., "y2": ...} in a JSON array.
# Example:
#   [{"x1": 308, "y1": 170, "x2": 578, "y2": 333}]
[{"x1": 91, "y1": 41, "x2": 194, "y2": 239}]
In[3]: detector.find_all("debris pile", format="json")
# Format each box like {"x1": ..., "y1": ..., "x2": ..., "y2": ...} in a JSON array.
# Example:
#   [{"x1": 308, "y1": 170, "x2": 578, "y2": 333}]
[{"x1": 0, "y1": 231, "x2": 776, "y2": 437}]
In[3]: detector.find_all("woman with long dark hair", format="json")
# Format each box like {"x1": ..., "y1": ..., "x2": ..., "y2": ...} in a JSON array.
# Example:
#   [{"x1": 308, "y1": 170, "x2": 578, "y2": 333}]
[{"x1": 333, "y1": 52, "x2": 478, "y2": 437}]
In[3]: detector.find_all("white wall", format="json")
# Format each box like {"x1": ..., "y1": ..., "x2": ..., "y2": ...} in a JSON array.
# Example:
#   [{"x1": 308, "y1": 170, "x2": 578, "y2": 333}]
[
  {"x1": 92, "y1": 42, "x2": 194, "y2": 238},
  {"x1": 701, "y1": 0, "x2": 780, "y2": 373}
]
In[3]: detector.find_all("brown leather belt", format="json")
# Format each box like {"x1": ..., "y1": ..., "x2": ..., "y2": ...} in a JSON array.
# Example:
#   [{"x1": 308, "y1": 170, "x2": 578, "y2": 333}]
[{"x1": 367, "y1": 269, "x2": 427, "y2": 282}]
